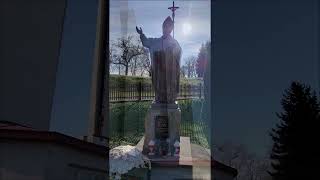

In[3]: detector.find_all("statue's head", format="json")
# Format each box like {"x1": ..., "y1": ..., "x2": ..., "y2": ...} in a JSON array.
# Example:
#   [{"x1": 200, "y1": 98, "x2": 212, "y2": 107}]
[{"x1": 162, "y1": 16, "x2": 174, "y2": 37}]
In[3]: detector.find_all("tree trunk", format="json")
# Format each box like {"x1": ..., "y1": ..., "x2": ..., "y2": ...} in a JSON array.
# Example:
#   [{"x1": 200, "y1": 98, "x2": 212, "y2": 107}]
[
  {"x1": 133, "y1": 59, "x2": 137, "y2": 76},
  {"x1": 125, "y1": 65, "x2": 128, "y2": 75}
]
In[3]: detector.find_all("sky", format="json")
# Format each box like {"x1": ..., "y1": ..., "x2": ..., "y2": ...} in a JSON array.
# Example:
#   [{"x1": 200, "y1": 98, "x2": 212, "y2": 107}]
[
  {"x1": 213, "y1": 0, "x2": 319, "y2": 156},
  {"x1": 109, "y1": 0, "x2": 211, "y2": 65},
  {"x1": 109, "y1": 0, "x2": 320, "y2": 157}
]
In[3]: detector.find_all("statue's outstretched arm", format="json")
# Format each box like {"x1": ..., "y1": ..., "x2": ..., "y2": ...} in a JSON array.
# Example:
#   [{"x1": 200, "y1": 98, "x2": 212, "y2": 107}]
[
  {"x1": 140, "y1": 34, "x2": 158, "y2": 49},
  {"x1": 140, "y1": 33, "x2": 150, "y2": 48},
  {"x1": 136, "y1": 26, "x2": 157, "y2": 48}
]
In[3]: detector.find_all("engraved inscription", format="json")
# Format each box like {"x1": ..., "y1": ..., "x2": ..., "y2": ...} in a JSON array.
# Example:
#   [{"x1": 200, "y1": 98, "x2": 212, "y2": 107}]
[{"x1": 155, "y1": 116, "x2": 169, "y2": 139}]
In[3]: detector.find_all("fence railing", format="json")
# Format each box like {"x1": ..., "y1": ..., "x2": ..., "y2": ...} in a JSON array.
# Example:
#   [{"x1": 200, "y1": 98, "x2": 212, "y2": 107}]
[{"x1": 109, "y1": 82, "x2": 204, "y2": 102}]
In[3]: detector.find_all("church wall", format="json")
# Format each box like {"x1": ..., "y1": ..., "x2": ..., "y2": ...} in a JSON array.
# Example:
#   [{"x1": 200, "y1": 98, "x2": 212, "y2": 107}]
[
  {"x1": 47, "y1": 144, "x2": 107, "y2": 180},
  {"x1": 0, "y1": 141, "x2": 50, "y2": 180},
  {"x1": 0, "y1": 0, "x2": 67, "y2": 129}
]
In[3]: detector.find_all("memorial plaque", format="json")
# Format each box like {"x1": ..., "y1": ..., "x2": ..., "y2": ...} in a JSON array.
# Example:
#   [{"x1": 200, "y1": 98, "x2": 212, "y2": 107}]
[{"x1": 155, "y1": 116, "x2": 169, "y2": 139}]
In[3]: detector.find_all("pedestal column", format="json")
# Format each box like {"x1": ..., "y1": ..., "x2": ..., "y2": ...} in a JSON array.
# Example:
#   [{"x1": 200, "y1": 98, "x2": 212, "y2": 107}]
[{"x1": 143, "y1": 101, "x2": 181, "y2": 157}]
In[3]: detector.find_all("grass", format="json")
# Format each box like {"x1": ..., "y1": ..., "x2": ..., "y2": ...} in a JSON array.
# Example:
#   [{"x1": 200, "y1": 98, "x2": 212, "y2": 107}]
[{"x1": 109, "y1": 99, "x2": 209, "y2": 149}]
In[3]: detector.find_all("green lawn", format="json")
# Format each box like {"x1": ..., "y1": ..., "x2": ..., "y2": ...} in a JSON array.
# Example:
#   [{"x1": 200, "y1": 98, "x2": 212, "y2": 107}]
[{"x1": 109, "y1": 99, "x2": 209, "y2": 149}]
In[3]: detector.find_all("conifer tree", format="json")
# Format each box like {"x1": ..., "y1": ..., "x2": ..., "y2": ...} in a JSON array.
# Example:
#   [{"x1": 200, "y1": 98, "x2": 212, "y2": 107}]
[{"x1": 269, "y1": 82, "x2": 319, "y2": 180}]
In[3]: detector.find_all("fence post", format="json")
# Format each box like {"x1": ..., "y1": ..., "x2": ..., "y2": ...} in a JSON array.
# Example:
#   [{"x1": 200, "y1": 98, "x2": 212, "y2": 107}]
[
  {"x1": 199, "y1": 83, "x2": 202, "y2": 99},
  {"x1": 138, "y1": 82, "x2": 142, "y2": 101},
  {"x1": 184, "y1": 84, "x2": 187, "y2": 99}
]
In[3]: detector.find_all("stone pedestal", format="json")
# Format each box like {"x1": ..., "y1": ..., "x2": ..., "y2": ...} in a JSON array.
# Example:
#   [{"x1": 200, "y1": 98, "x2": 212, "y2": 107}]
[
  {"x1": 142, "y1": 101, "x2": 181, "y2": 156},
  {"x1": 136, "y1": 136, "x2": 193, "y2": 179}
]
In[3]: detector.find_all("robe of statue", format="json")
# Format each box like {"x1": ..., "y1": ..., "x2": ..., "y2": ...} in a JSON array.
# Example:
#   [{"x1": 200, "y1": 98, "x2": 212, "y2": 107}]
[{"x1": 140, "y1": 33, "x2": 182, "y2": 104}]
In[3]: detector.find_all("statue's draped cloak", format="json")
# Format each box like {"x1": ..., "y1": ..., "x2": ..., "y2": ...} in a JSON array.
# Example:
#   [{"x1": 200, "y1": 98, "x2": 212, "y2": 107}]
[{"x1": 140, "y1": 34, "x2": 182, "y2": 104}]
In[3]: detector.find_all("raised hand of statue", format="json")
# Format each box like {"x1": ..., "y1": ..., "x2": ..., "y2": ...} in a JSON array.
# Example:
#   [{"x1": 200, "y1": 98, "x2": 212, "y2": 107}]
[{"x1": 136, "y1": 26, "x2": 143, "y2": 35}]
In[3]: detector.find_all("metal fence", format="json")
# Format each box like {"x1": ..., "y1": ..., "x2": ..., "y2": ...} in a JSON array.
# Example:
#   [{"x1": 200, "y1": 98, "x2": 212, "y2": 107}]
[{"x1": 109, "y1": 82, "x2": 204, "y2": 102}]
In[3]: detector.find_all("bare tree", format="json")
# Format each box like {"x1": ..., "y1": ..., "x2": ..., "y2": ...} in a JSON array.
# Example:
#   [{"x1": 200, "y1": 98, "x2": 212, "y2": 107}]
[
  {"x1": 109, "y1": 43, "x2": 123, "y2": 75},
  {"x1": 212, "y1": 142, "x2": 271, "y2": 180},
  {"x1": 130, "y1": 56, "x2": 139, "y2": 76},
  {"x1": 111, "y1": 36, "x2": 144, "y2": 75},
  {"x1": 140, "y1": 52, "x2": 151, "y2": 77},
  {"x1": 180, "y1": 65, "x2": 187, "y2": 78},
  {"x1": 127, "y1": 51, "x2": 151, "y2": 77},
  {"x1": 184, "y1": 56, "x2": 197, "y2": 78}
]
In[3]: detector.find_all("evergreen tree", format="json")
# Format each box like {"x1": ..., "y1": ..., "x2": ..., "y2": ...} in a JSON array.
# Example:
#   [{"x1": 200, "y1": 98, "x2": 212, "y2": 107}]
[
  {"x1": 269, "y1": 82, "x2": 319, "y2": 180},
  {"x1": 196, "y1": 41, "x2": 210, "y2": 78}
]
